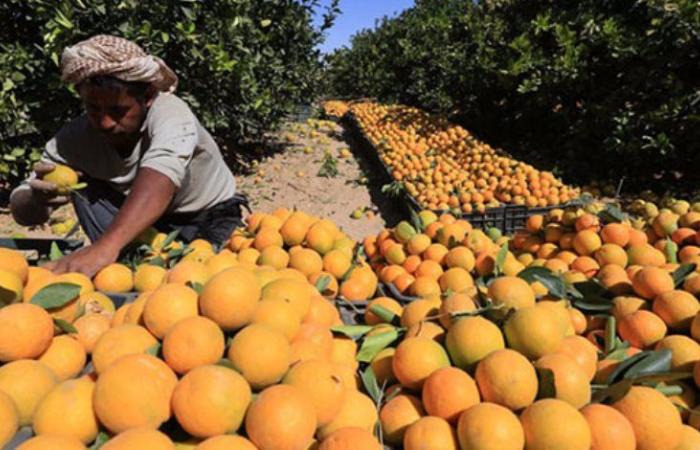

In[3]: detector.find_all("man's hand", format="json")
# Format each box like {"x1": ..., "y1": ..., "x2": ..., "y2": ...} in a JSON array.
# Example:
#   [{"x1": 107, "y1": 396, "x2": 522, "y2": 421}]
[
  {"x1": 28, "y1": 162, "x2": 72, "y2": 207},
  {"x1": 44, "y1": 241, "x2": 119, "y2": 278}
]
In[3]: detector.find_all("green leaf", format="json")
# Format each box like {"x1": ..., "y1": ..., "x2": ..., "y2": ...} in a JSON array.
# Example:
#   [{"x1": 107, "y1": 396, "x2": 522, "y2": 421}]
[
  {"x1": 161, "y1": 229, "x2": 180, "y2": 248},
  {"x1": 673, "y1": 264, "x2": 697, "y2": 288},
  {"x1": 49, "y1": 241, "x2": 63, "y2": 261},
  {"x1": 145, "y1": 343, "x2": 162, "y2": 356},
  {"x1": 532, "y1": 272, "x2": 567, "y2": 299},
  {"x1": 604, "y1": 315, "x2": 616, "y2": 355},
  {"x1": 314, "y1": 275, "x2": 332, "y2": 294},
  {"x1": 517, "y1": 266, "x2": 553, "y2": 283},
  {"x1": 30, "y1": 282, "x2": 81, "y2": 309},
  {"x1": 360, "y1": 366, "x2": 382, "y2": 404},
  {"x1": 53, "y1": 318, "x2": 77, "y2": 334},
  {"x1": 409, "y1": 208, "x2": 424, "y2": 232},
  {"x1": 331, "y1": 325, "x2": 373, "y2": 339},
  {"x1": 664, "y1": 240, "x2": 678, "y2": 264},
  {"x1": 494, "y1": 243, "x2": 508, "y2": 276},
  {"x1": 90, "y1": 432, "x2": 110, "y2": 450},
  {"x1": 598, "y1": 204, "x2": 626, "y2": 223},
  {"x1": 369, "y1": 304, "x2": 398, "y2": 324},
  {"x1": 357, "y1": 329, "x2": 400, "y2": 362},
  {"x1": 186, "y1": 281, "x2": 204, "y2": 295},
  {"x1": 536, "y1": 367, "x2": 557, "y2": 399},
  {"x1": 623, "y1": 349, "x2": 672, "y2": 380},
  {"x1": 217, "y1": 358, "x2": 239, "y2": 371},
  {"x1": 70, "y1": 182, "x2": 87, "y2": 190}
]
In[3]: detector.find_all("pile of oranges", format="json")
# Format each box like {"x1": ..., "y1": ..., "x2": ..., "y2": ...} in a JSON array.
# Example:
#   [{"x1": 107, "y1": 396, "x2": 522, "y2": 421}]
[
  {"x1": 350, "y1": 102, "x2": 580, "y2": 213},
  {"x1": 322, "y1": 100, "x2": 350, "y2": 118},
  {"x1": 2, "y1": 201, "x2": 700, "y2": 449}
]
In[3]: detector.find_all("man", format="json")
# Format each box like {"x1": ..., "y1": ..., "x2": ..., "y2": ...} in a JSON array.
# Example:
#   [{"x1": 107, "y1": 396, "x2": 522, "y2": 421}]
[{"x1": 10, "y1": 35, "x2": 245, "y2": 276}]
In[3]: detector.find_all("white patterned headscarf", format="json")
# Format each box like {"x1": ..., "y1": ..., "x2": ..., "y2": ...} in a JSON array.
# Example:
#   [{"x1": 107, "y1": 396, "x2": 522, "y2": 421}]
[{"x1": 60, "y1": 35, "x2": 178, "y2": 92}]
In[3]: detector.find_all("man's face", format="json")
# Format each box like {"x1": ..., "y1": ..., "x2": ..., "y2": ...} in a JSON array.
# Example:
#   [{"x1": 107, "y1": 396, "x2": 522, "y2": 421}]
[{"x1": 79, "y1": 83, "x2": 153, "y2": 141}]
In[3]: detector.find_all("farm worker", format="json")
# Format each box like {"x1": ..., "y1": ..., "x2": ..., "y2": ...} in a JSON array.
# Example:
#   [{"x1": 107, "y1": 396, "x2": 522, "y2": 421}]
[{"x1": 9, "y1": 35, "x2": 246, "y2": 276}]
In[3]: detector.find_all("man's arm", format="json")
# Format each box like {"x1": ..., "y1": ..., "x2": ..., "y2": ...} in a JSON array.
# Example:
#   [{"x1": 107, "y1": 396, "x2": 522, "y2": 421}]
[{"x1": 46, "y1": 167, "x2": 176, "y2": 276}]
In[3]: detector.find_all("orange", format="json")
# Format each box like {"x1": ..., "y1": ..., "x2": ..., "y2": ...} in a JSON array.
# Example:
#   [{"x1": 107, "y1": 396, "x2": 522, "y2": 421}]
[
  {"x1": 581, "y1": 403, "x2": 636, "y2": 450},
  {"x1": 393, "y1": 336, "x2": 450, "y2": 390},
  {"x1": 475, "y1": 348, "x2": 537, "y2": 410},
  {"x1": 252, "y1": 227, "x2": 283, "y2": 250},
  {"x1": 400, "y1": 299, "x2": 439, "y2": 328},
  {"x1": 290, "y1": 322, "x2": 334, "y2": 363},
  {"x1": 261, "y1": 277, "x2": 314, "y2": 319},
  {"x1": 627, "y1": 244, "x2": 665, "y2": 267},
  {"x1": 289, "y1": 248, "x2": 324, "y2": 277},
  {"x1": 422, "y1": 367, "x2": 480, "y2": 424},
  {"x1": 520, "y1": 399, "x2": 591, "y2": 450},
  {"x1": 142, "y1": 283, "x2": 199, "y2": 339},
  {"x1": 632, "y1": 267, "x2": 674, "y2": 300},
  {"x1": 167, "y1": 260, "x2": 210, "y2": 286},
  {"x1": 446, "y1": 316, "x2": 505, "y2": 369},
  {"x1": 196, "y1": 435, "x2": 256, "y2": 450},
  {"x1": 573, "y1": 229, "x2": 602, "y2": 256},
  {"x1": 123, "y1": 291, "x2": 150, "y2": 325},
  {"x1": 101, "y1": 428, "x2": 174, "y2": 450},
  {"x1": 283, "y1": 359, "x2": 346, "y2": 426},
  {"x1": 38, "y1": 335, "x2": 86, "y2": 381},
  {"x1": 318, "y1": 427, "x2": 382, "y2": 450},
  {"x1": 534, "y1": 354, "x2": 591, "y2": 408},
  {"x1": 73, "y1": 313, "x2": 112, "y2": 354},
  {"x1": 405, "y1": 321, "x2": 445, "y2": 342},
  {"x1": 318, "y1": 390, "x2": 378, "y2": 439},
  {"x1": 93, "y1": 354, "x2": 177, "y2": 433},
  {"x1": 439, "y1": 267, "x2": 474, "y2": 293},
  {"x1": 330, "y1": 336, "x2": 358, "y2": 370},
  {"x1": 0, "y1": 359, "x2": 58, "y2": 426},
  {"x1": 257, "y1": 246, "x2": 290, "y2": 270},
  {"x1": 457, "y1": 402, "x2": 524, "y2": 450},
  {"x1": 445, "y1": 246, "x2": 476, "y2": 271},
  {"x1": 16, "y1": 435, "x2": 86, "y2": 450},
  {"x1": 93, "y1": 263, "x2": 133, "y2": 293},
  {"x1": 245, "y1": 385, "x2": 317, "y2": 450},
  {"x1": 0, "y1": 269, "x2": 23, "y2": 305},
  {"x1": 304, "y1": 294, "x2": 341, "y2": 327},
  {"x1": 613, "y1": 386, "x2": 683, "y2": 450},
  {"x1": 617, "y1": 310, "x2": 667, "y2": 348},
  {"x1": 403, "y1": 416, "x2": 458, "y2": 450},
  {"x1": 0, "y1": 390, "x2": 18, "y2": 448},
  {"x1": 652, "y1": 289, "x2": 700, "y2": 330},
  {"x1": 162, "y1": 316, "x2": 225, "y2": 375},
  {"x1": 407, "y1": 233, "x2": 432, "y2": 255},
  {"x1": 553, "y1": 335, "x2": 598, "y2": 381},
  {"x1": 0, "y1": 303, "x2": 53, "y2": 362},
  {"x1": 33, "y1": 378, "x2": 98, "y2": 444},
  {"x1": 0, "y1": 247, "x2": 29, "y2": 283},
  {"x1": 600, "y1": 223, "x2": 630, "y2": 247},
  {"x1": 595, "y1": 244, "x2": 628, "y2": 267},
  {"x1": 172, "y1": 365, "x2": 251, "y2": 438},
  {"x1": 91, "y1": 324, "x2": 158, "y2": 374},
  {"x1": 504, "y1": 305, "x2": 567, "y2": 359},
  {"x1": 204, "y1": 250, "x2": 238, "y2": 278},
  {"x1": 111, "y1": 303, "x2": 129, "y2": 326},
  {"x1": 200, "y1": 268, "x2": 261, "y2": 332},
  {"x1": 251, "y1": 299, "x2": 301, "y2": 340},
  {"x1": 379, "y1": 394, "x2": 425, "y2": 445},
  {"x1": 322, "y1": 249, "x2": 352, "y2": 279},
  {"x1": 487, "y1": 276, "x2": 536, "y2": 317},
  {"x1": 656, "y1": 335, "x2": 700, "y2": 371},
  {"x1": 365, "y1": 297, "x2": 403, "y2": 325},
  {"x1": 370, "y1": 347, "x2": 396, "y2": 386},
  {"x1": 76, "y1": 291, "x2": 115, "y2": 315},
  {"x1": 227, "y1": 324, "x2": 291, "y2": 390},
  {"x1": 306, "y1": 223, "x2": 335, "y2": 255}
]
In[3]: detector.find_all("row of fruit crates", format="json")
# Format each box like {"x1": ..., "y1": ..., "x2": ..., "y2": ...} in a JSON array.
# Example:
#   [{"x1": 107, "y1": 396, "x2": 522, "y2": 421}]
[{"x1": 342, "y1": 113, "x2": 577, "y2": 234}]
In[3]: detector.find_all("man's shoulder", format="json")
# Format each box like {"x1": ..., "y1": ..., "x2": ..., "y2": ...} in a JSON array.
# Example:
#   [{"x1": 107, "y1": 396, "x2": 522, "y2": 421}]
[
  {"x1": 51, "y1": 115, "x2": 99, "y2": 153},
  {"x1": 147, "y1": 94, "x2": 196, "y2": 124}
]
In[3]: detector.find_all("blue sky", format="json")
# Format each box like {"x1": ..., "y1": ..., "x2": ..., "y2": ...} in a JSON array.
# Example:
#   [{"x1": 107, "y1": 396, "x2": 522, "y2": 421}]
[{"x1": 314, "y1": 0, "x2": 415, "y2": 54}]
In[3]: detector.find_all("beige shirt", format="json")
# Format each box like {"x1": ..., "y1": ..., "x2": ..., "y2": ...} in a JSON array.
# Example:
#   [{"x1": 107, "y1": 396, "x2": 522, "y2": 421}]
[{"x1": 39, "y1": 93, "x2": 236, "y2": 213}]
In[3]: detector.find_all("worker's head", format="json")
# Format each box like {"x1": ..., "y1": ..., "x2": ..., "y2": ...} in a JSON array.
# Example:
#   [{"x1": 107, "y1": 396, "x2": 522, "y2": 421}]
[
  {"x1": 77, "y1": 75, "x2": 156, "y2": 137},
  {"x1": 60, "y1": 35, "x2": 178, "y2": 140}
]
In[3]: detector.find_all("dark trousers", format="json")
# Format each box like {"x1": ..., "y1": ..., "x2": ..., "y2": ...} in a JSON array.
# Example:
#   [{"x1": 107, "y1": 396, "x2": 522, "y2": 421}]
[{"x1": 71, "y1": 179, "x2": 248, "y2": 248}]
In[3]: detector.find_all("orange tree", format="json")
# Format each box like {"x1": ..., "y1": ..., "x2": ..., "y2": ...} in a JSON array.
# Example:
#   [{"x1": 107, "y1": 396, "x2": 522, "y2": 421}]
[{"x1": 0, "y1": 0, "x2": 339, "y2": 189}]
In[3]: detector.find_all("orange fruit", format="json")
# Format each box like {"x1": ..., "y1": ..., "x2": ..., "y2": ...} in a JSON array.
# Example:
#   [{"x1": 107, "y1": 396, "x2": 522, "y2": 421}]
[
  {"x1": 393, "y1": 336, "x2": 450, "y2": 390},
  {"x1": 172, "y1": 365, "x2": 251, "y2": 438},
  {"x1": 93, "y1": 263, "x2": 133, "y2": 293},
  {"x1": 487, "y1": 276, "x2": 536, "y2": 317},
  {"x1": 195, "y1": 435, "x2": 256, "y2": 450},
  {"x1": 504, "y1": 305, "x2": 567, "y2": 359},
  {"x1": 91, "y1": 324, "x2": 158, "y2": 374},
  {"x1": 167, "y1": 260, "x2": 210, "y2": 286},
  {"x1": 520, "y1": 399, "x2": 591, "y2": 450},
  {"x1": 261, "y1": 277, "x2": 314, "y2": 320},
  {"x1": 318, "y1": 390, "x2": 378, "y2": 439},
  {"x1": 142, "y1": 283, "x2": 199, "y2": 339},
  {"x1": 304, "y1": 294, "x2": 341, "y2": 327},
  {"x1": 38, "y1": 335, "x2": 86, "y2": 381},
  {"x1": 0, "y1": 303, "x2": 53, "y2": 362},
  {"x1": 162, "y1": 316, "x2": 225, "y2": 375},
  {"x1": 258, "y1": 246, "x2": 290, "y2": 270},
  {"x1": 0, "y1": 248, "x2": 29, "y2": 283},
  {"x1": 457, "y1": 402, "x2": 524, "y2": 450},
  {"x1": 553, "y1": 335, "x2": 598, "y2": 381},
  {"x1": 656, "y1": 335, "x2": 700, "y2": 372},
  {"x1": 613, "y1": 386, "x2": 683, "y2": 450},
  {"x1": 581, "y1": 403, "x2": 636, "y2": 450},
  {"x1": 101, "y1": 428, "x2": 174, "y2": 450},
  {"x1": 252, "y1": 227, "x2": 283, "y2": 250},
  {"x1": 318, "y1": 427, "x2": 382, "y2": 450},
  {"x1": 73, "y1": 313, "x2": 112, "y2": 354},
  {"x1": 0, "y1": 390, "x2": 18, "y2": 448},
  {"x1": 370, "y1": 347, "x2": 396, "y2": 386},
  {"x1": 93, "y1": 354, "x2": 177, "y2": 433},
  {"x1": 365, "y1": 297, "x2": 403, "y2": 325},
  {"x1": 617, "y1": 310, "x2": 667, "y2": 348},
  {"x1": 627, "y1": 244, "x2": 665, "y2": 267},
  {"x1": 573, "y1": 229, "x2": 602, "y2": 256},
  {"x1": 632, "y1": 267, "x2": 674, "y2": 300},
  {"x1": 290, "y1": 322, "x2": 334, "y2": 363},
  {"x1": 245, "y1": 385, "x2": 317, "y2": 450},
  {"x1": 16, "y1": 435, "x2": 86, "y2": 450},
  {"x1": 200, "y1": 268, "x2": 261, "y2": 332},
  {"x1": 475, "y1": 348, "x2": 538, "y2": 410},
  {"x1": 0, "y1": 359, "x2": 58, "y2": 426},
  {"x1": 600, "y1": 223, "x2": 630, "y2": 247},
  {"x1": 422, "y1": 367, "x2": 480, "y2": 424},
  {"x1": 446, "y1": 316, "x2": 505, "y2": 369},
  {"x1": 33, "y1": 378, "x2": 98, "y2": 444},
  {"x1": 283, "y1": 359, "x2": 346, "y2": 426},
  {"x1": 289, "y1": 248, "x2": 324, "y2": 277},
  {"x1": 652, "y1": 290, "x2": 700, "y2": 330},
  {"x1": 403, "y1": 416, "x2": 458, "y2": 450},
  {"x1": 227, "y1": 324, "x2": 291, "y2": 390},
  {"x1": 379, "y1": 394, "x2": 425, "y2": 445},
  {"x1": 0, "y1": 269, "x2": 23, "y2": 305},
  {"x1": 251, "y1": 299, "x2": 301, "y2": 340},
  {"x1": 534, "y1": 354, "x2": 591, "y2": 408}
]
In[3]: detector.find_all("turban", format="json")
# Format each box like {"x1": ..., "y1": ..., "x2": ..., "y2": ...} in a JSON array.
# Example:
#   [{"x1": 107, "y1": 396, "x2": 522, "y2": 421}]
[{"x1": 60, "y1": 35, "x2": 178, "y2": 92}]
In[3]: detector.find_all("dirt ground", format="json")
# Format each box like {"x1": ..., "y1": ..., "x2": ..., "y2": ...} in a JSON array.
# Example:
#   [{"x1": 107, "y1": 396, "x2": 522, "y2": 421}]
[{"x1": 0, "y1": 118, "x2": 404, "y2": 243}]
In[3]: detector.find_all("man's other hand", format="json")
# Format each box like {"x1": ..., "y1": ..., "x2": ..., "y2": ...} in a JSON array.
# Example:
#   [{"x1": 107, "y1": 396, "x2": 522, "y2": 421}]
[{"x1": 44, "y1": 241, "x2": 119, "y2": 278}]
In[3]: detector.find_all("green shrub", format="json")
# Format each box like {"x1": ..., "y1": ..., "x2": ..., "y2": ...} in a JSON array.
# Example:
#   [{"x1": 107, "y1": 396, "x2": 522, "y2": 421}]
[
  {"x1": 0, "y1": 0, "x2": 339, "y2": 188},
  {"x1": 326, "y1": 0, "x2": 700, "y2": 192}
]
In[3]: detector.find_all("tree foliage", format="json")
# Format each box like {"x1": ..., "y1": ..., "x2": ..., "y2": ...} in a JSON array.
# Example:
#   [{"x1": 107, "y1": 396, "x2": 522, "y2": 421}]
[
  {"x1": 326, "y1": 0, "x2": 700, "y2": 191},
  {"x1": 0, "y1": 0, "x2": 339, "y2": 187}
]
